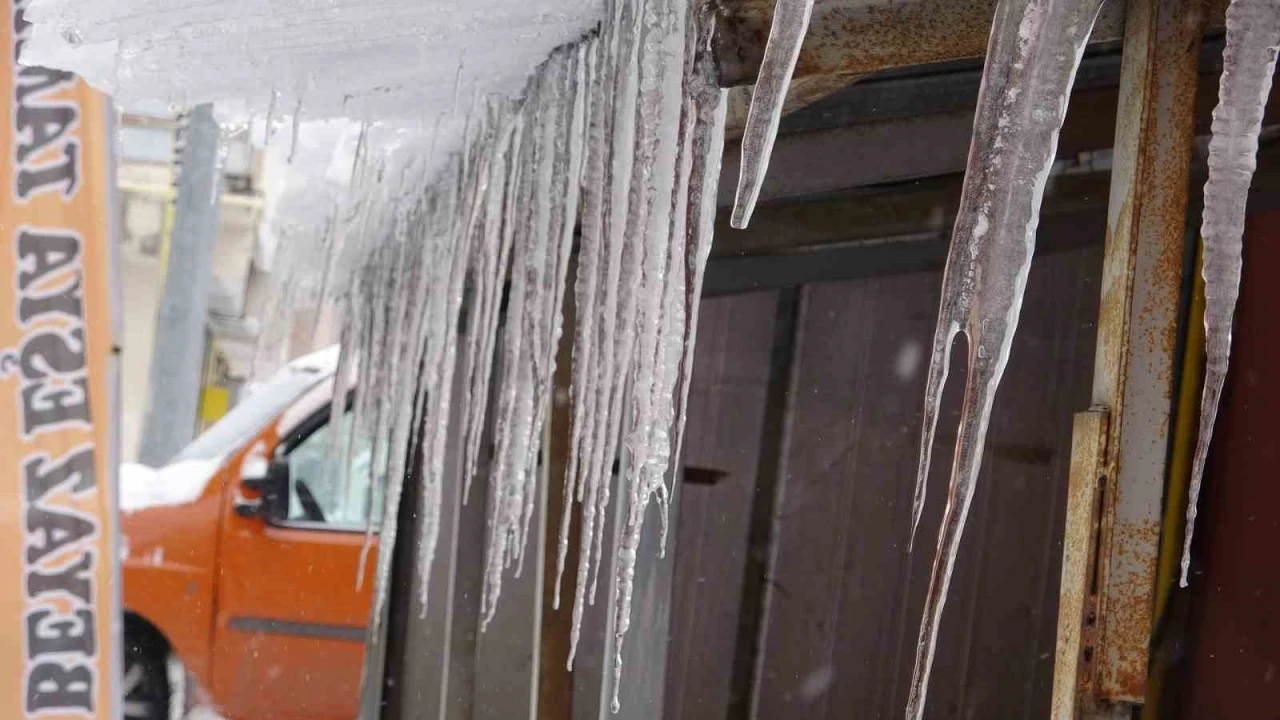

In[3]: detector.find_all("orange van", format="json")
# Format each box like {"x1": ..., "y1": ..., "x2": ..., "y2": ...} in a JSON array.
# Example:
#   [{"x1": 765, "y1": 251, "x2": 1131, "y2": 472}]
[{"x1": 118, "y1": 347, "x2": 381, "y2": 720}]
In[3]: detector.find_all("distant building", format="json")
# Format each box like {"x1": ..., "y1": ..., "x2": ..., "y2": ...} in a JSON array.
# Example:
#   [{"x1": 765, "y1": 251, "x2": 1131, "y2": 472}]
[{"x1": 117, "y1": 104, "x2": 270, "y2": 462}]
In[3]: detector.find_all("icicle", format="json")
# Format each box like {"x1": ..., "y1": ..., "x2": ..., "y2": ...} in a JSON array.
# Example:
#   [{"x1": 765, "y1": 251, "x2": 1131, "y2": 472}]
[
  {"x1": 567, "y1": 0, "x2": 641, "y2": 666},
  {"x1": 308, "y1": 215, "x2": 340, "y2": 341},
  {"x1": 669, "y1": 7, "x2": 729, "y2": 505},
  {"x1": 369, "y1": 160, "x2": 443, "y2": 637},
  {"x1": 186, "y1": 4, "x2": 726, "y2": 708},
  {"x1": 518, "y1": 46, "x2": 588, "y2": 579},
  {"x1": 263, "y1": 85, "x2": 278, "y2": 146},
  {"x1": 591, "y1": 0, "x2": 648, "y2": 610},
  {"x1": 288, "y1": 91, "x2": 303, "y2": 163},
  {"x1": 729, "y1": 0, "x2": 814, "y2": 229},
  {"x1": 905, "y1": 1, "x2": 1104, "y2": 718},
  {"x1": 512, "y1": 55, "x2": 568, "y2": 577},
  {"x1": 609, "y1": 0, "x2": 688, "y2": 708},
  {"x1": 481, "y1": 89, "x2": 541, "y2": 627},
  {"x1": 416, "y1": 115, "x2": 497, "y2": 617},
  {"x1": 344, "y1": 269, "x2": 377, "y2": 589},
  {"x1": 359, "y1": 161, "x2": 427, "y2": 593},
  {"x1": 557, "y1": 30, "x2": 607, "y2": 612},
  {"x1": 462, "y1": 107, "x2": 521, "y2": 502},
  {"x1": 1181, "y1": 0, "x2": 1280, "y2": 587},
  {"x1": 355, "y1": 242, "x2": 401, "y2": 590},
  {"x1": 322, "y1": 297, "x2": 354, "y2": 500},
  {"x1": 557, "y1": 3, "x2": 626, "y2": 662}
]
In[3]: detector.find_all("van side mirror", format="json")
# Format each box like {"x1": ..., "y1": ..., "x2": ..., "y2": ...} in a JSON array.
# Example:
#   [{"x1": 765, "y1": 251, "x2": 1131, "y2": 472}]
[{"x1": 235, "y1": 456, "x2": 290, "y2": 520}]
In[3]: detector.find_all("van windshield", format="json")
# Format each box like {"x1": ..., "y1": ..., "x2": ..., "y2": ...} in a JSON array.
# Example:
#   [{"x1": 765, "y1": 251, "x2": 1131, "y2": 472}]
[{"x1": 171, "y1": 367, "x2": 326, "y2": 465}]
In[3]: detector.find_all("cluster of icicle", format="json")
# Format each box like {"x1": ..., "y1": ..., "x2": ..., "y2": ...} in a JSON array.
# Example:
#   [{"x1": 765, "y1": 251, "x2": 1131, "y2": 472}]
[
  {"x1": 267, "y1": 0, "x2": 726, "y2": 712},
  {"x1": 872, "y1": 0, "x2": 1280, "y2": 709},
  {"x1": 554, "y1": 0, "x2": 726, "y2": 710},
  {"x1": 727, "y1": 0, "x2": 1107, "y2": 716},
  {"x1": 1181, "y1": 0, "x2": 1280, "y2": 586},
  {"x1": 251, "y1": 0, "x2": 1280, "y2": 713}
]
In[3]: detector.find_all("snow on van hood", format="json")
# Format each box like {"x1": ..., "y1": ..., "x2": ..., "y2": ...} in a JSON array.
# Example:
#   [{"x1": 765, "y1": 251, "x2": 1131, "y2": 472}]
[
  {"x1": 288, "y1": 343, "x2": 340, "y2": 376},
  {"x1": 119, "y1": 460, "x2": 221, "y2": 513}
]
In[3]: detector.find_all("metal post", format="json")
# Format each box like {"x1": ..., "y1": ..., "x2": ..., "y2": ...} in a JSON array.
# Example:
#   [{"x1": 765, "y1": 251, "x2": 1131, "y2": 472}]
[
  {"x1": 138, "y1": 103, "x2": 222, "y2": 466},
  {"x1": 1053, "y1": 0, "x2": 1205, "y2": 715}
]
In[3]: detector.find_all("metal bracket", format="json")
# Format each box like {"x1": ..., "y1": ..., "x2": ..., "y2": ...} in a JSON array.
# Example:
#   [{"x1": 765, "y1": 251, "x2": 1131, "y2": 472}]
[{"x1": 1053, "y1": 409, "x2": 1110, "y2": 720}]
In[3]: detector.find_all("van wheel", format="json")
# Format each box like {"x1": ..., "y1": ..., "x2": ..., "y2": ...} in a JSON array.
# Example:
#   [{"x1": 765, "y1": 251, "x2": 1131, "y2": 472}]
[{"x1": 122, "y1": 632, "x2": 170, "y2": 720}]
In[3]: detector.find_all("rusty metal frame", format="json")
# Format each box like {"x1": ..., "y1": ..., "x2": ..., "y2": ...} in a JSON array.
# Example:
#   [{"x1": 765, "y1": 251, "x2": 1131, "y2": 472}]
[
  {"x1": 1053, "y1": 410, "x2": 1110, "y2": 720},
  {"x1": 1053, "y1": 0, "x2": 1206, "y2": 716},
  {"x1": 712, "y1": 0, "x2": 1130, "y2": 88},
  {"x1": 706, "y1": 0, "x2": 1214, "y2": 716}
]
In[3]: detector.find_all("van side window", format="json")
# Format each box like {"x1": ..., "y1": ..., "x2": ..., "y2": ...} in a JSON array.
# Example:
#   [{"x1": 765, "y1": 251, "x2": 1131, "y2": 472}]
[{"x1": 284, "y1": 408, "x2": 382, "y2": 529}]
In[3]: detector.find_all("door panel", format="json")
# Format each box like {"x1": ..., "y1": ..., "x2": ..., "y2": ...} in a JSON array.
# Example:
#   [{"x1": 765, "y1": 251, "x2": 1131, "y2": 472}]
[
  {"x1": 663, "y1": 291, "x2": 779, "y2": 719},
  {"x1": 211, "y1": 405, "x2": 379, "y2": 720},
  {"x1": 756, "y1": 242, "x2": 1101, "y2": 719}
]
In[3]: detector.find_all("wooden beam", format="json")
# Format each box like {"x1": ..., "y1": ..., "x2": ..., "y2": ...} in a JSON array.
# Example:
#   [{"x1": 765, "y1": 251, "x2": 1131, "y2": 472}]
[
  {"x1": 709, "y1": 167, "x2": 1114, "y2": 261},
  {"x1": 714, "y1": 38, "x2": 1258, "y2": 211}
]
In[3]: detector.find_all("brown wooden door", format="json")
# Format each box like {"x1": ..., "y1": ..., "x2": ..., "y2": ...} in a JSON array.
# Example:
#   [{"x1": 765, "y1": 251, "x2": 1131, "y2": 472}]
[{"x1": 664, "y1": 238, "x2": 1103, "y2": 719}]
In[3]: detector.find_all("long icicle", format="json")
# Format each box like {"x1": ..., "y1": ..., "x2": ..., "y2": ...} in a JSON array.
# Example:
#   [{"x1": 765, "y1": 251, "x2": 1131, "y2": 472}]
[
  {"x1": 568, "y1": 0, "x2": 641, "y2": 665},
  {"x1": 557, "y1": 28, "x2": 608, "y2": 612},
  {"x1": 729, "y1": 0, "x2": 814, "y2": 229},
  {"x1": 462, "y1": 106, "x2": 521, "y2": 502},
  {"x1": 1180, "y1": 0, "x2": 1280, "y2": 586},
  {"x1": 666, "y1": 0, "x2": 728, "y2": 518},
  {"x1": 610, "y1": 0, "x2": 688, "y2": 707},
  {"x1": 481, "y1": 83, "x2": 541, "y2": 626},
  {"x1": 904, "y1": 0, "x2": 1104, "y2": 717}
]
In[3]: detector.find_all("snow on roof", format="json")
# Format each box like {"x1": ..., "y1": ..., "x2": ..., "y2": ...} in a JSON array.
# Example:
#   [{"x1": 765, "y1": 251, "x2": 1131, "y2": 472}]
[
  {"x1": 22, "y1": 0, "x2": 604, "y2": 212},
  {"x1": 23, "y1": 0, "x2": 603, "y2": 124}
]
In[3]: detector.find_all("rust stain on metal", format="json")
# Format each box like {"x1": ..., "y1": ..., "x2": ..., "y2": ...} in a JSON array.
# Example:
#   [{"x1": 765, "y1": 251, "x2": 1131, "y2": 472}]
[
  {"x1": 711, "y1": 0, "x2": 1130, "y2": 88},
  {"x1": 1051, "y1": 410, "x2": 1109, "y2": 720},
  {"x1": 714, "y1": 0, "x2": 999, "y2": 87},
  {"x1": 798, "y1": 0, "x2": 994, "y2": 79},
  {"x1": 1102, "y1": 520, "x2": 1163, "y2": 694},
  {"x1": 1093, "y1": 202, "x2": 1133, "y2": 408},
  {"x1": 1082, "y1": 0, "x2": 1205, "y2": 709}
]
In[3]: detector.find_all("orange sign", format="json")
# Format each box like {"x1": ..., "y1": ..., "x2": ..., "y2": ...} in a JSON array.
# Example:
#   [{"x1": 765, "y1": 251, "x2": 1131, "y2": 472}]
[{"x1": 0, "y1": 2, "x2": 119, "y2": 719}]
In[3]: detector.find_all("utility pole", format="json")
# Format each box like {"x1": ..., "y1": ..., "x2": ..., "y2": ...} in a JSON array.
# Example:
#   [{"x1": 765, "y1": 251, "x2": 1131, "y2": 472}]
[{"x1": 138, "y1": 103, "x2": 222, "y2": 466}]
